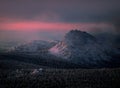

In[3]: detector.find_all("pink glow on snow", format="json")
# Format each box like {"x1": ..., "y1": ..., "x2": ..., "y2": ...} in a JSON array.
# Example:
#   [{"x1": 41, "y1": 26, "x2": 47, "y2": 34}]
[{"x1": 49, "y1": 46, "x2": 59, "y2": 55}]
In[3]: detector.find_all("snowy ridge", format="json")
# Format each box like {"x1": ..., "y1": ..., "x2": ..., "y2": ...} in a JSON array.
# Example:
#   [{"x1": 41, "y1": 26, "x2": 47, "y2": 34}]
[
  {"x1": 11, "y1": 40, "x2": 57, "y2": 53},
  {"x1": 49, "y1": 30, "x2": 116, "y2": 67}
]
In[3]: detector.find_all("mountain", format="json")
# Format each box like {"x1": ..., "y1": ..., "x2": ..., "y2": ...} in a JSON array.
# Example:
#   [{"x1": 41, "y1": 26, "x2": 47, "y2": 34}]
[
  {"x1": 2, "y1": 40, "x2": 80, "y2": 69},
  {"x1": 0, "y1": 41, "x2": 24, "y2": 52},
  {"x1": 5, "y1": 30, "x2": 120, "y2": 68},
  {"x1": 9, "y1": 40, "x2": 57, "y2": 54},
  {"x1": 49, "y1": 30, "x2": 120, "y2": 68}
]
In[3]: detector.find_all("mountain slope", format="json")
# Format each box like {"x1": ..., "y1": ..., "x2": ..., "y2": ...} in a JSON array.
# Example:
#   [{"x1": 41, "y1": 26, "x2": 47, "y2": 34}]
[
  {"x1": 10, "y1": 40, "x2": 57, "y2": 54},
  {"x1": 49, "y1": 30, "x2": 120, "y2": 68}
]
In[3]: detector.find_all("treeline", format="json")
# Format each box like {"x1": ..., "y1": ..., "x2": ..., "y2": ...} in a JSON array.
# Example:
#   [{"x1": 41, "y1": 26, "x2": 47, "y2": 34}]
[{"x1": 0, "y1": 68, "x2": 120, "y2": 88}]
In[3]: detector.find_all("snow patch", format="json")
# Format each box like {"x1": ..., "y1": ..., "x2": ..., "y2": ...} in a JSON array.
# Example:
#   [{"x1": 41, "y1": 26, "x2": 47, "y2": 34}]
[{"x1": 49, "y1": 46, "x2": 59, "y2": 55}]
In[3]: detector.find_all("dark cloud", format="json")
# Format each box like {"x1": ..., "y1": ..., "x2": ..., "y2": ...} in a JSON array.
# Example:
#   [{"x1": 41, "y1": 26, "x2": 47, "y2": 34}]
[
  {"x1": 110, "y1": 17, "x2": 120, "y2": 33},
  {"x1": 0, "y1": 0, "x2": 120, "y2": 22},
  {"x1": 0, "y1": 0, "x2": 120, "y2": 48}
]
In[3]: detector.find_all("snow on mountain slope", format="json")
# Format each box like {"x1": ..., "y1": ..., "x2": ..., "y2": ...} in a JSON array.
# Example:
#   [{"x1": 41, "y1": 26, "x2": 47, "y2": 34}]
[
  {"x1": 11, "y1": 40, "x2": 57, "y2": 53},
  {"x1": 49, "y1": 30, "x2": 115, "y2": 67}
]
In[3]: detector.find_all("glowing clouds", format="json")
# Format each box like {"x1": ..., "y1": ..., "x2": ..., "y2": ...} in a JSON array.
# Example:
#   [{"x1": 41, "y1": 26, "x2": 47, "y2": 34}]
[
  {"x1": 0, "y1": 21, "x2": 75, "y2": 30},
  {"x1": 0, "y1": 20, "x2": 114, "y2": 32}
]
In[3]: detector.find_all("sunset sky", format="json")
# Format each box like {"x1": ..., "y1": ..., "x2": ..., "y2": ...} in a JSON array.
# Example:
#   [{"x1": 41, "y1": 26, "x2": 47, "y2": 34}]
[{"x1": 0, "y1": 0, "x2": 120, "y2": 41}]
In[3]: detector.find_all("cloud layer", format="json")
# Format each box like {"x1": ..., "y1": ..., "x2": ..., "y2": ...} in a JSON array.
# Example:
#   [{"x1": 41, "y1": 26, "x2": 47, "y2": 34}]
[{"x1": 0, "y1": 0, "x2": 120, "y2": 41}]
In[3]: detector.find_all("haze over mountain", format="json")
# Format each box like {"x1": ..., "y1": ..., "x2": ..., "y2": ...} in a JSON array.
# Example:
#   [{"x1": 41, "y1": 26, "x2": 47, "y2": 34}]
[
  {"x1": 8, "y1": 30, "x2": 120, "y2": 68},
  {"x1": 10, "y1": 40, "x2": 57, "y2": 53},
  {"x1": 0, "y1": 1, "x2": 120, "y2": 87},
  {"x1": 49, "y1": 30, "x2": 120, "y2": 67}
]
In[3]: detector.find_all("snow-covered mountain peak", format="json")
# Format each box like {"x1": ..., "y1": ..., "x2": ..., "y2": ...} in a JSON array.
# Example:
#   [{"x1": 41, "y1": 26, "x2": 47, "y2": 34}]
[
  {"x1": 64, "y1": 30, "x2": 97, "y2": 47},
  {"x1": 49, "y1": 30, "x2": 113, "y2": 67}
]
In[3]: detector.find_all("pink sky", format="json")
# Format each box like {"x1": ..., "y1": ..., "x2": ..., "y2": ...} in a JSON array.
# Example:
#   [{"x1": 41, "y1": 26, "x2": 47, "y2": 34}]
[
  {"x1": 0, "y1": 19, "x2": 113, "y2": 32},
  {"x1": 0, "y1": 17, "x2": 116, "y2": 42}
]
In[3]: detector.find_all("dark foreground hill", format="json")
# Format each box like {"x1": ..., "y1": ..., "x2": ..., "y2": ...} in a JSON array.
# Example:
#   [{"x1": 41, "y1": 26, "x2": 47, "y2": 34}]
[
  {"x1": 0, "y1": 52, "x2": 81, "y2": 69},
  {"x1": 0, "y1": 68, "x2": 120, "y2": 88}
]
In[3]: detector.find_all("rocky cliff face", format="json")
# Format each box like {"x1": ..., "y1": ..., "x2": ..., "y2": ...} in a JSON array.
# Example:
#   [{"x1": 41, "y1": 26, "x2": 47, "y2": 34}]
[
  {"x1": 49, "y1": 30, "x2": 114, "y2": 67},
  {"x1": 9, "y1": 30, "x2": 120, "y2": 68}
]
